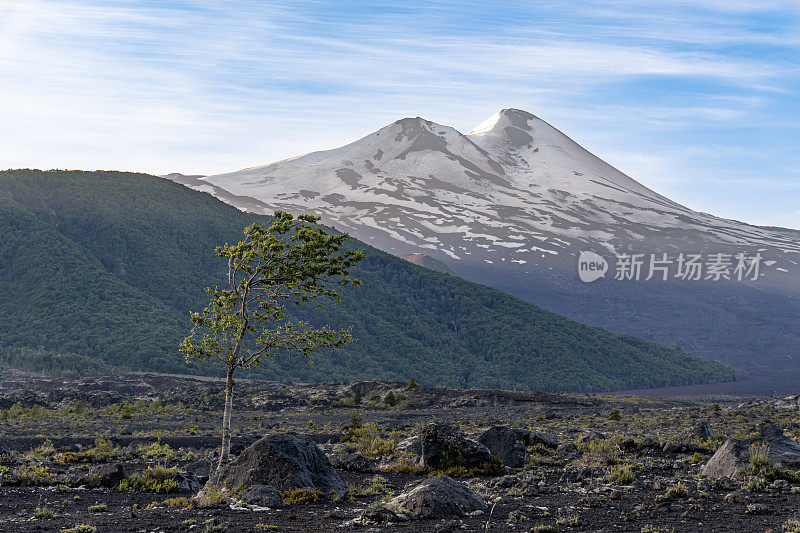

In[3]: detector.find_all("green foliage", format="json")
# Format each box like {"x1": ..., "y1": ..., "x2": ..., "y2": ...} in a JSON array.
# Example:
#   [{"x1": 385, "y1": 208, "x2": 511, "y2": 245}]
[
  {"x1": 342, "y1": 419, "x2": 400, "y2": 457},
  {"x1": 607, "y1": 409, "x2": 622, "y2": 421},
  {"x1": 138, "y1": 441, "x2": 174, "y2": 461},
  {"x1": 0, "y1": 169, "x2": 734, "y2": 392},
  {"x1": 33, "y1": 506, "x2": 56, "y2": 519},
  {"x1": 749, "y1": 443, "x2": 771, "y2": 471},
  {"x1": 665, "y1": 482, "x2": 688, "y2": 498},
  {"x1": 15, "y1": 464, "x2": 55, "y2": 485},
  {"x1": 87, "y1": 504, "x2": 107, "y2": 513},
  {"x1": 783, "y1": 519, "x2": 800, "y2": 533},
  {"x1": 641, "y1": 527, "x2": 674, "y2": 533},
  {"x1": 280, "y1": 488, "x2": 325, "y2": 504},
  {"x1": 0, "y1": 402, "x2": 49, "y2": 421},
  {"x1": 162, "y1": 496, "x2": 191, "y2": 508},
  {"x1": 379, "y1": 452, "x2": 425, "y2": 474},
  {"x1": 347, "y1": 475, "x2": 391, "y2": 499},
  {"x1": 179, "y1": 212, "x2": 363, "y2": 372},
  {"x1": 193, "y1": 488, "x2": 229, "y2": 508},
  {"x1": 0, "y1": 347, "x2": 111, "y2": 376},
  {"x1": 61, "y1": 526, "x2": 96, "y2": 533},
  {"x1": 605, "y1": 464, "x2": 635, "y2": 485},
  {"x1": 578, "y1": 438, "x2": 621, "y2": 466},
  {"x1": 383, "y1": 391, "x2": 397, "y2": 406},
  {"x1": 118, "y1": 467, "x2": 180, "y2": 493}
]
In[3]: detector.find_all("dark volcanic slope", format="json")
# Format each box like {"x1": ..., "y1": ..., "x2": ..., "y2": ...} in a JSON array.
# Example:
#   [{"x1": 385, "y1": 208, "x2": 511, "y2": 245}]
[{"x1": 0, "y1": 169, "x2": 731, "y2": 392}]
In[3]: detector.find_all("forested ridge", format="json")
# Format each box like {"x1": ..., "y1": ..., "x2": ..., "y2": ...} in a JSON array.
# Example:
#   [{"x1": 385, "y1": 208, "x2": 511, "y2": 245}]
[{"x1": 0, "y1": 169, "x2": 733, "y2": 392}]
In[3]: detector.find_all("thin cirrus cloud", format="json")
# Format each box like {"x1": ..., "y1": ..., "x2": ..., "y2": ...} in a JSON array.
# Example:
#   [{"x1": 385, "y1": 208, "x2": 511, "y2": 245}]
[{"x1": 0, "y1": 0, "x2": 798, "y2": 228}]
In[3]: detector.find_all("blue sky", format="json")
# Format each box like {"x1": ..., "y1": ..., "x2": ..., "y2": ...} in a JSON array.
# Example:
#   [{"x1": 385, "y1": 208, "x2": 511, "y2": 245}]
[{"x1": 1, "y1": 1, "x2": 798, "y2": 229}]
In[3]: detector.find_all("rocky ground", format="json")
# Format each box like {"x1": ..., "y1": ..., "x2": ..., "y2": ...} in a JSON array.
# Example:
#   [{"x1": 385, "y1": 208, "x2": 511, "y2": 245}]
[{"x1": 2, "y1": 370, "x2": 800, "y2": 532}]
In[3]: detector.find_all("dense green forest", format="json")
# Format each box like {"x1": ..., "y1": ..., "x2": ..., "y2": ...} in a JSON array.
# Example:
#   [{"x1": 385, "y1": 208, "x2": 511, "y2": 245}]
[{"x1": 0, "y1": 169, "x2": 733, "y2": 392}]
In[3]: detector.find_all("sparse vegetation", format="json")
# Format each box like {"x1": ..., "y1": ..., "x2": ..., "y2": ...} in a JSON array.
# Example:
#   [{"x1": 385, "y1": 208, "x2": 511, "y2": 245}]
[
  {"x1": 33, "y1": 506, "x2": 56, "y2": 519},
  {"x1": 342, "y1": 418, "x2": 400, "y2": 457},
  {"x1": 281, "y1": 488, "x2": 325, "y2": 505},
  {"x1": 118, "y1": 467, "x2": 180, "y2": 493},
  {"x1": 2, "y1": 369, "x2": 799, "y2": 532},
  {"x1": 605, "y1": 464, "x2": 635, "y2": 485},
  {"x1": 782, "y1": 519, "x2": 800, "y2": 533},
  {"x1": 665, "y1": 482, "x2": 688, "y2": 498},
  {"x1": 61, "y1": 526, "x2": 97, "y2": 533}
]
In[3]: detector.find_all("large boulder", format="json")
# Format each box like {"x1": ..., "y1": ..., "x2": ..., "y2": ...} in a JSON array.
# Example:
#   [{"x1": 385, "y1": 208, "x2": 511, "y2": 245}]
[
  {"x1": 395, "y1": 435, "x2": 422, "y2": 458},
  {"x1": 682, "y1": 421, "x2": 714, "y2": 442},
  {"x1": 478, "y1": 426, "x2": 531, "y2": 468},
  {"x1": 702, "y1": 421, "x2": 800, "y2": 479},
  {"x1": 84, "y1": 463, "x2": 126, "y2": 488},
  {"x1": 530, "y1": 431, "x2": 559, "y2": 449},
  {"x1": 207, "y1": 432, "x2": 346, "y2": 496},
  {"x1": 389, "y1": 475, "x2": 487, "y2": 519},
  {"x1": 239, "y1": 484, "x2": 283, "y2": 508},
  {"x1": 419, "y1": 423, "x2": 491, "y2": 469},
  {"x1": 328, "y1": 449, "x2": 375, "y2": 473},
  {"x1": 178, "y1": 472, "x2": 202, "y2": 493}
]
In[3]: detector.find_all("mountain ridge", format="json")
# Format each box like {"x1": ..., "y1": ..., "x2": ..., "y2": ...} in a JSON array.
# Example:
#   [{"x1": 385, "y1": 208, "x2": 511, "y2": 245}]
[
  {"x1": 0, "y1": 168, "x2": 734, "y2": 392},
  {"x1": 170, "y1": 109, "x2": 800, "y2": 390}
]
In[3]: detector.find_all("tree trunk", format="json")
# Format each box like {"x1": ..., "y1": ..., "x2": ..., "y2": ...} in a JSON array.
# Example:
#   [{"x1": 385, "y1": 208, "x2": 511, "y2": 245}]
[{"x1": 217, "y1": 365, "x2": 235, "y2": 471}]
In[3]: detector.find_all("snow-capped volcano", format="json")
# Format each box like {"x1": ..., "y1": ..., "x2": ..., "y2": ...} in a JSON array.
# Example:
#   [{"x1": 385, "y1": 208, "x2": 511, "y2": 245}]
[
  {"x1": 193, "y1": 109, "x2": 800, "y2": 286},
  {"x1": 166, "y1": 109, "x2": 800, "y2": 390}
]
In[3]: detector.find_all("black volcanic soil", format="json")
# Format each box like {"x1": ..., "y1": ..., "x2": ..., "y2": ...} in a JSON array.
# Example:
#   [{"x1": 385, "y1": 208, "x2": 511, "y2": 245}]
[{"x1": 1, "y1": 370, "x2": 800, "y2": 532}]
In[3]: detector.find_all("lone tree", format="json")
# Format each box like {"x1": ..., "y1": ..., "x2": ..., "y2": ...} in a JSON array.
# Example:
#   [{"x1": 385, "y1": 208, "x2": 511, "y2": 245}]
[{"x1": 179, "y1": 212, "x2": 363, "y2": 470}]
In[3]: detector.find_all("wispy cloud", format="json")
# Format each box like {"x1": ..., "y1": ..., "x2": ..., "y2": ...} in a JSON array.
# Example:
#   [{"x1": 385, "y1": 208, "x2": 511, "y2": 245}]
[{"x1": 0, "y1": 0, "x2": 798, "y2": 227}]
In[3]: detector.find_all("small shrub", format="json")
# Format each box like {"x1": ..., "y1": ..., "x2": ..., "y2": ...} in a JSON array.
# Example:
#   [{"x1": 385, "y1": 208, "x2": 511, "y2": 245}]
[
  {"x1": 30, "y1": 440, "x2": 56, "y2": 458},
  {"x1": 281, "y1": 488, "x2": 324, "y2": 505},
  {"x1": 383, "y1": 391, "x2": 397, "y2": 407},
  {"x1": 746, "y1": 477, "x2": 769, "y2": 492},
  {"x1": 555, "y1": 511, "x2": 580, "y2": 527},
  {"x1": 203, "y1": 520, "x2": 228, "y2": 533},
  {"x1": 605, "y1": 465, "x2": 635, "y2": 485},
  {"x1": 665, "y1": 482, "x2": 688, "y2": 498},
  {"x1": 348, "y1": 475, "x2": 390, "y2": 499},
  {"x1": 15, "y1": 464, "x2": 55, "y2": 485},
  {"x1": 578, "y1": 438, "x2": 620, "y2": 466},
  {"x1": 342, "y1": 420, "x2": 399, "y2": 458},
  {"x1": 379, "y1": 451, "x2": 424, "y2": 474},
  {"x1": 343, "y1": 414, "x2": 363, "y2": 441},
  {"x1": 86, "y1": 439, "x2": 120, "y2": 462},
  {"x1": 607, "y1": 409, "x2": 622, "y2": 421},
  {"x1": 61, "y1": 526, "x2": 97, "y2": 533},
  {"x1": 193, "y1": 487, "x2": 230, "y2": 508},
  {"x1": 750, "y1": 443, "x2": 771, "y2": 471},
  {"x1": 34, "y1": 506, "x2": 56, "y2": 519},
  {"x1": 118, "y1": 467, "x2": 180, "y2": 493},
  {"x1": 407, "y1": 377, "x2": 417, "y2": 389},
  {"x1": 641, "y1": 526, "x2": 674, "y2": 533},
  {"x1": 163, "y1": 496, "x2": 191, "y2": 507},
  {"x1": 87, "y1": 504, "x2": 107, "y2": 513},
  {"x1": 139, "y1": 441, "x2": 174, "y2": 461},
  {"x1": 783, "y1": 519, "x2": 800, "y2": 533},
  {"x1": 119, "y1": 401, "x2": 134, "y2": 419},
  {"x1": 689, "y1": 452, "x2": 704, "y2": 464}
]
